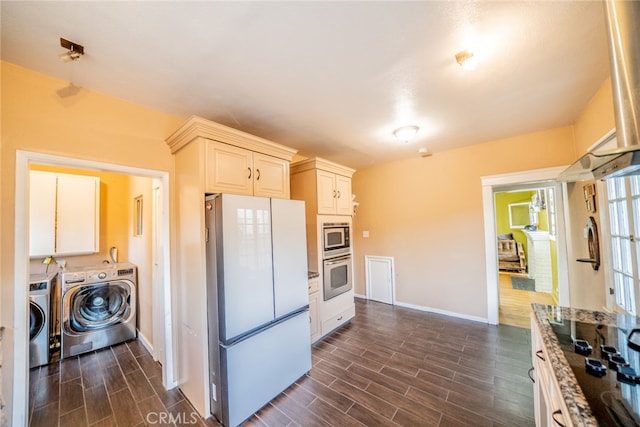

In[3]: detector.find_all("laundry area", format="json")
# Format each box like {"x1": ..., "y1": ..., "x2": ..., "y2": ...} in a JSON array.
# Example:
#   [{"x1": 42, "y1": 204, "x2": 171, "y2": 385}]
[{"x1": 27, "y1": 164, "x2": 160, "y2": 369}]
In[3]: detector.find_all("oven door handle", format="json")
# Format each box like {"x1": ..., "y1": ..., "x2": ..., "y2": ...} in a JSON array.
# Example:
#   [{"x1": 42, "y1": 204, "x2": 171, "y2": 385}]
[{"x1": 324, "y1": 256, "x2": 351, "y2": 265}]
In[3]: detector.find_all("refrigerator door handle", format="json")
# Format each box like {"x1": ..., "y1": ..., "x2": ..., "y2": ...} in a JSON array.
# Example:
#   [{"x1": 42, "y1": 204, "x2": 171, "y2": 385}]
[{"x1": 220, "y1": 306, "x2": 309, "y2": 348}]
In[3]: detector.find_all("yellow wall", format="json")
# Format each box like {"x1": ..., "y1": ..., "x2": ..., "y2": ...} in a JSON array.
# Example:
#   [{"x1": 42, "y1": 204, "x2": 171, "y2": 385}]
[
  {"x1": 128, "y1": 176, "x2": 156, "y2": 348},
  {"x1": 495, "y1": 190, "x2": 535, "y2": 254},
  {"x1": 1, "y1": 61, "x2": 183, "y2": 417},
  {"x1": 573, "y1": 78, "x2": 615, "y2": 155},
  {"x1": 352, "y1": 126, "x2": 576, "y2": 319}
]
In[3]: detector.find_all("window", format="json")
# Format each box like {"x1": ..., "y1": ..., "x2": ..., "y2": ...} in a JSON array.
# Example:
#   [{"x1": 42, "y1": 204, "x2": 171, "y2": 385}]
[
  {"x1": 606, "y1": 177, "x2": 640, "y2": 314},
  {"x1": 546, "y1": 188, "x2": 557, "y2": 238}
]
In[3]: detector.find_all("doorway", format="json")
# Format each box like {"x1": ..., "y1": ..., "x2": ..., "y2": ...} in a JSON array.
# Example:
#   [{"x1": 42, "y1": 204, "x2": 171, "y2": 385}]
[
  {"x1": 481, "y1": 166, "x2": 571, "y2": 326},
  {"x1": 495, "y1": 188, "x2": 557, "y2": 327},
  {"x1": 13, "y1": 150, "x2": 175, "y2": 426}
]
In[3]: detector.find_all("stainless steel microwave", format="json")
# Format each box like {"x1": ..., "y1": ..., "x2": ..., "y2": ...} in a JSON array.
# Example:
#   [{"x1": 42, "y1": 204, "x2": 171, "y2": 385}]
[{"x1": 322, "y1": 222, "x2": 350, "y2": 258}]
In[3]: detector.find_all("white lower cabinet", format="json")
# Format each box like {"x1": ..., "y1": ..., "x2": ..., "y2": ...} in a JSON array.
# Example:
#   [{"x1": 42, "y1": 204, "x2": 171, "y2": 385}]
[
  {"x1": 531, "y1": 313, "x2": 573, "y2": 427},
  {"x1": 308, "y1": 277, "x2": 321, "y2": 343},
  {"x1": 321, "y1": 303, "x2": 355, "y2": 336}
]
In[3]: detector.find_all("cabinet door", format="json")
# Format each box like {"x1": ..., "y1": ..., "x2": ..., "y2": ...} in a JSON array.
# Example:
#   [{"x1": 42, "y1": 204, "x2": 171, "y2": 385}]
[
  {"x1": 253, "y1": 153, "x2": 290, "y2": 199},
  {"x1": 56, "y1": 174, "x2": 100, "y2": 255},
  {"x1": 335, "y1": 174, "x2": 352, "y2": 215},
  {"x1": 29, "y1": 171, "x2": 57, "y2": 257},
  {"x1": 206, "y1": 142, "x2": 253, "y2": 195},
  {"x1": 316, "y1": 170, "x2": 337, "y2": 214},
  {"x1": 309, "y1": 291, "x2": 320, "y2": 343}
]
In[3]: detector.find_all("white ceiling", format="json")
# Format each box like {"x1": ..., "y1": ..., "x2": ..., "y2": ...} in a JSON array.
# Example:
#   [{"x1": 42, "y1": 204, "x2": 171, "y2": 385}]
[{"x1": 1, "y1": 1, "x2": 611, "y2": 170}]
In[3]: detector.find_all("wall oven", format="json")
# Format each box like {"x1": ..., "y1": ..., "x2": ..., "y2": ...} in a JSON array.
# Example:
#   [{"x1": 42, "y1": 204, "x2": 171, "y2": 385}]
[
  {"x1": 323, "y1": 254, "x2": 352, "y2": 301},
  {"x1": 322, "y1": 222, "x2": 350, "y2": 258}
]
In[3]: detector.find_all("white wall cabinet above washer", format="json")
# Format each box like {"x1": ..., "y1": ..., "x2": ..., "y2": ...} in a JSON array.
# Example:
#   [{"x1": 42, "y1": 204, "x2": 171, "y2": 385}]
[{"x1": 29, "y1": 171, "x2": 100, "y2": 257}]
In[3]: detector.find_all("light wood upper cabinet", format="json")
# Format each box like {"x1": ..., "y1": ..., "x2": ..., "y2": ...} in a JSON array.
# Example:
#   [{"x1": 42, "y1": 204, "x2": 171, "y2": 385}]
[
  {"x1": 252, "y1": 152, "x2": 290, "y2": 198},
  {"x1": 290, "y1": 158, "x2": 355, "y2": 216},
  {"x1": 30, "y1": 171, "x2": 100, "y2": 257},
  {"x1": 334, "y1": 174, "x2": 353, "y2": 215},
  {"x1": 206, "y1": 141, "x2": 253, "y2": 195},
  {"x1": 206, "y1": 141, "x2": 290, "y2": 198}
]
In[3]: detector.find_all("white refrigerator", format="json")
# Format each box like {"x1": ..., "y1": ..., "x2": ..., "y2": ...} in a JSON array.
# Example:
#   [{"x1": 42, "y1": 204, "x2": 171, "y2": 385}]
[{"x1": 205, "y1": 194, "x2": 311, "y2": 427}]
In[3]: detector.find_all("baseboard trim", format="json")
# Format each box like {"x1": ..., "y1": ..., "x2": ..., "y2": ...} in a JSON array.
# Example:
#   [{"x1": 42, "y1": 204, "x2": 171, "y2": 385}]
[
  {"x1": 137, "y1": 330, "x2": 154, "y2": 357},
  {"x1": 393, "y1": 301, "x2": 489, "y2": 324},
  {"x1": 353, "y1": 295, "x2": 488, "y2": 324}
]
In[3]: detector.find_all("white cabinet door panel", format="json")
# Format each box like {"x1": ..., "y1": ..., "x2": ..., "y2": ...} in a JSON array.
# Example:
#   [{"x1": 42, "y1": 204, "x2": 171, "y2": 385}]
[
  {"x1": 29, "y1": 171, "x2": 57, "y2": 257},
  {"x1": 55, "y1": 174, "x2": 99, "y2": 255}
]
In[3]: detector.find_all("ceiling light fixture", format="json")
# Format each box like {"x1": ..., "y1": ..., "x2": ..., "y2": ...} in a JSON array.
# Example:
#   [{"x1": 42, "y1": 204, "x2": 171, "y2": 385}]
[
  {"x1": 418, "y1": 147, "x2": 432, "y2": 158},
  {"x1": 393, "y1": 125, "x2": 419, "y2": 143},
  {"x1": 455, "y1": 49, "x2": 477, "y2": 70},
  {"x1": 59, "y1": 37, "x2": 84, "y2": 62}
]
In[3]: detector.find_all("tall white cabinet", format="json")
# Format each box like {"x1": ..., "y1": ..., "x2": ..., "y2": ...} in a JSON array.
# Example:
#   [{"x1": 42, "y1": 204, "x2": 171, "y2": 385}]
[
  {"x1": 290, "y1": 158, "x2": 356, "y2": 343},
  {"x1": 29, "y1": 171, "x2": 100, "y2": 257},
  {"x1": 166, "y1": 116, "x2": 298, "y2": 417}
]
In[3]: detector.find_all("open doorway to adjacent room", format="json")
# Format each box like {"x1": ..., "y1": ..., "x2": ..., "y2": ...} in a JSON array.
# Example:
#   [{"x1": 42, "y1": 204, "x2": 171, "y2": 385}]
[
  {"x1": 13, "y1": 150, "x2": 175, "y2": 426},
  {"x1": 495, "y1": 188, "x2": 557, "y2": 327},
  {"x1": 482, "y1": 166, "x2": 571, "y2": 327}
]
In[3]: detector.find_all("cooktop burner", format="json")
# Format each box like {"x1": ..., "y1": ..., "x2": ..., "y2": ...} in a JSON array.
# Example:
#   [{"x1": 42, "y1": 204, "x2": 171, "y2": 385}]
[{"x1": 549, "y1": 320, "x2": 640, "y2": 426}]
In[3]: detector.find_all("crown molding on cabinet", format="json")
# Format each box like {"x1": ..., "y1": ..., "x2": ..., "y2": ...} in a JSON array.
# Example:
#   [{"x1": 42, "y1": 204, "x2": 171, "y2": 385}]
[{"x1": 166, "y1": 115, "x2": 297, "y2": 161}]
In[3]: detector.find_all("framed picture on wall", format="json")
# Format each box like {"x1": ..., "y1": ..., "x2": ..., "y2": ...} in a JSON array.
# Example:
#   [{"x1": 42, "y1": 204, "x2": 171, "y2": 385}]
[
  {"x1": 583, "y1": 183, "x2": 596, "y2": 213},
  {"x1": 508, "y1": 202, "x2": 531, "y2": 229}
]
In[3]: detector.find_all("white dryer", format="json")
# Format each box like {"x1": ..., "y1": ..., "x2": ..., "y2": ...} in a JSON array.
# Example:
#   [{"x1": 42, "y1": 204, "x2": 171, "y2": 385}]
[{"x1": 60, "y1": 262, "x2": 137, "y2": 358}]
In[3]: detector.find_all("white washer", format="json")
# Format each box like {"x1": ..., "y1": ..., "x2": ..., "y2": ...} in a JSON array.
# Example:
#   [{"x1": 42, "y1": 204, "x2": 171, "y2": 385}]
[
  {"x1": 29, "y1": 272, "x2": 56, "y2": 369},
  {"x1": 60, "y1": 262, "x2": 137, "y2": 358}
]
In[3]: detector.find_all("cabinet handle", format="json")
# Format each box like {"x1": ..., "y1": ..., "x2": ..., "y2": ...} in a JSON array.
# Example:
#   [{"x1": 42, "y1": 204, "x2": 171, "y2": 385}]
[
  {"x1": 248, "y1": 168, "x2": 252, "y2": 179},
  {"x1": 528, "y1": 366, "x2": 535, "y2": 383},
  {"x1": 536, "y1": 350, "x2": 545, "y2": 362},
  {"x1": 552, "y1": 409, "x2": 565, "y2": 427},
  {"x1": 256, "y1": 169, "x2": 260, "y2": 181},
  {"x1": 337, "y1": 316, "x2": 343, "y2": 321},
  {"x1": 337, "y1": 190, "x2": 341, "y2": 198},
  {"x1": 333, "y1": 190, "x2": 337, "y2": 198}
]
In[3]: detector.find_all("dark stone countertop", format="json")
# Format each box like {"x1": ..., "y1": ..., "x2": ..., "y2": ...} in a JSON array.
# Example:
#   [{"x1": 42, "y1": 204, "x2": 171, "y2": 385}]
[{"x1": 531, "y1": 303, "x2": 640, "y2": 427}]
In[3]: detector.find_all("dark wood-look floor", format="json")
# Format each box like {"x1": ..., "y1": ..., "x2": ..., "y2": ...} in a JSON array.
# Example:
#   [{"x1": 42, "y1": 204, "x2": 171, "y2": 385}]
[{"x1": 29, "y1": 298, "x2": 534, "y2": 426}]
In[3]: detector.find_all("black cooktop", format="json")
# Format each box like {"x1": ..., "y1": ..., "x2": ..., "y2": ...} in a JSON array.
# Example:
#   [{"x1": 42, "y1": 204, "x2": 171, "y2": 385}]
[{"x1": 549, "y1": 320, "x2": 640, "y2": 426}]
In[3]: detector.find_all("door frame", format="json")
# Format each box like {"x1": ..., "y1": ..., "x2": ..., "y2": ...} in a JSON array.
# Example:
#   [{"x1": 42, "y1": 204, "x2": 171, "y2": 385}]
[
  {"x1": 481, "y1": 166, "x2": 570, "y2": 325},
  {"x1": 13, "y1": 150, "x2": 175, "y2": 426},
  {"x1": 365, "y1": 255, "x2": 395, "y2": 305}
]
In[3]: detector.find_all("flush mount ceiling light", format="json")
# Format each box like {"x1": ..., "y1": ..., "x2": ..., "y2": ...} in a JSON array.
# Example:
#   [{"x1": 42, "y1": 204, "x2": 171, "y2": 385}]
[
  {"x1": 393, "y1": 125, "x2": 419, "y2": 143},
  {"x1": 59, "y1": 37, "x2": 84, "y2": 62},
  {"x1": 418, "y1": 147, "x2": 432, "y2": 158},
  {"x1": 455, "y1": 49, "x2": 477, "y2": 70}
]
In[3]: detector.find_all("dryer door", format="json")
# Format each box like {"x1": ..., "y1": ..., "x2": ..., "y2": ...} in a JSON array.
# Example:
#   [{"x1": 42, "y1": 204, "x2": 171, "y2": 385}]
[
  {"x1": 29, "y1": 300, "x2": 45, "y2": 340},
  {"x1": 64, "y1": 281, "x2": 134, "y2": 333}
]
